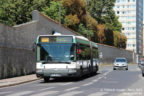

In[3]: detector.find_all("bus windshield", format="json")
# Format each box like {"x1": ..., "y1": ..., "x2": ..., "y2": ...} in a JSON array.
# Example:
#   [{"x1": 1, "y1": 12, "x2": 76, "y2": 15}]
[{"x1": 37, "y1": 43, "x2": 75, "y2": 63}]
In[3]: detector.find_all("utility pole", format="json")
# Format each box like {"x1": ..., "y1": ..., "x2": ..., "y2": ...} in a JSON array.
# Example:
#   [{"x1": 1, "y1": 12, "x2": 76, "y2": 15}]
[
  {"x1": 59, "y1": 0, "x2": 61, "y2": 27},
  {"x1": 86, "y1": 0, "x2": 89, "y2": 39}
]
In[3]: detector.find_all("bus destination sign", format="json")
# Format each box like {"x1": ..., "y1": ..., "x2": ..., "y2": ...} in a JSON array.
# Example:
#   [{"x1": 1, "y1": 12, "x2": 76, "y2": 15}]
[{"x1": 40, "y1": 36, "x2": 73, "y2": 43}]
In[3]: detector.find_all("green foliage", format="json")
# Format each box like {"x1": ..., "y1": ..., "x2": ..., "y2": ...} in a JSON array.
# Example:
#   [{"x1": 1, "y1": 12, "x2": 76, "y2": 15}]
[
  {"x1": 0, "y1": 0, "x2": 50, "y2": 26},
  {"x1": 77, "y1": 23, "x2": 93, "y2": 38},
  {"x1": 64, "y1": 14, "x2": 80, "y2": 28},
  {"x1": 62, "y1": 0, "x2": 87, "y2": 29},
  {"x1": 62, "y1": 0, "x2": 95, "y2": 39},
  {"x1": 42, "y1": 1, "x2": 66, "y2": 24},
  {"x1": 113, "y1": 31, "x2": 127, "y2": 48},
  {"x1": 87, "y1": 0, "x2": 122, "y2": 32}
]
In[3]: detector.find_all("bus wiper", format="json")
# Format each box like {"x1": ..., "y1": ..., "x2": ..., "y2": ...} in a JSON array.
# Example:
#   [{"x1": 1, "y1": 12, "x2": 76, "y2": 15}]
[
  {"x1": 57, "y1": 61, "x2": 71, "y2": 64},
  {"x1": 42, "y1": 61, "x2": 71, "y2": 64},
  {"x1": 42, "y1": 61, "x2": 52, "y2": 64}
]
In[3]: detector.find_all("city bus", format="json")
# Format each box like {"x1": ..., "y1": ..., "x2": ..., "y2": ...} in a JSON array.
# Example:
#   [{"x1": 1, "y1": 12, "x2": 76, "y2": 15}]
[{"x1": 36, "y1": 35, "x2": 99, "y2": 82}]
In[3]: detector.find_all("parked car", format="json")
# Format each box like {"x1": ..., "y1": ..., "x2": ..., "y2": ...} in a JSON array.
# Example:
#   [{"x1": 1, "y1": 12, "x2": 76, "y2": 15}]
[
  {"x1": 139, "y1": 61, "x2": 144, "y2": 77},
  {"x1": 113, "y1": 58, "x2": 128, "y2": 70}
]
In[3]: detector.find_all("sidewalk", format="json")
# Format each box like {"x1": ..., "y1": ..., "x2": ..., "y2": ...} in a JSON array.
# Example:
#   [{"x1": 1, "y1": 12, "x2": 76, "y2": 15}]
[{"x1": 0, "y1": 74, "x2": 39, "y2": 88}]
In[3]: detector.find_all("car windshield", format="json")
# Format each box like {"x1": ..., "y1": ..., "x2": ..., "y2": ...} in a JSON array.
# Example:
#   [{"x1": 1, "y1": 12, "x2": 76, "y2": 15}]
[
  {"x1": 37, "y1": 43, "x2": 75, "y2": 63},
  {"x1": 116, "y1": 59, "x2": 126, "y2": 62}
]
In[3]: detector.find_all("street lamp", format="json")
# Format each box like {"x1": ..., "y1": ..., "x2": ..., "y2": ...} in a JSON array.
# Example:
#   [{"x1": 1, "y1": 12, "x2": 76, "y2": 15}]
[
  {"x1": 86, "y1": 0, "x2": 89, "y2": 39},
  {"x1": 59, "y1": 0, "x2": 61, "y2": 27}
]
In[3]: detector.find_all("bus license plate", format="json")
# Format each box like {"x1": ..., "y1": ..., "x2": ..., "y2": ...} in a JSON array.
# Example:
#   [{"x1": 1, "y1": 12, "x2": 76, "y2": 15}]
[{"x1": 50, "y1": 74, "x2": 61, "y2": 77}]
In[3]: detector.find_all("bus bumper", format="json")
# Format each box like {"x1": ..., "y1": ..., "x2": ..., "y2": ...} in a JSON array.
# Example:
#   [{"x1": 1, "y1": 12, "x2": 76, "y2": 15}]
[{"x1": 36, "y1": 68, "x2": 80, "y2": 78}]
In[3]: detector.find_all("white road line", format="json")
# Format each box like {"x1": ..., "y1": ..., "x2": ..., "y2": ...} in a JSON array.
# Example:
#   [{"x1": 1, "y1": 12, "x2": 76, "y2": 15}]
[
  {"x1": 62, "y1": 82, "x2": 73, "y2": 85},
  {"x1": 82, "y1": 70, "x2": 111, "y2": 87},
  {"x1": 88, "y1": 92, "x2": 108, "y2": 96},
  {"x1": 30, "y1": 91, "x2": 58, "y2": 96},
  {"x1": 0, "y1": 91, "x2": 12, "y2": 95},
  {"x1": 64, "y1": 87, "x2": 79, "y2": 91},
  {"x1": 6, "y1": 91, "x2": 33, "y2": 96},
  {"x1": 58, "y1": 91, "x2": 82, "y2": 96},
  {"x1": 40, "y1": 87, "x2": 55, "y2": 91},
  {"x1": 92, "y1": 79, "x2": 98, "y2": 82},
  {"x1": 82, "y1": 82, "x2": 94, "y2": 86}
]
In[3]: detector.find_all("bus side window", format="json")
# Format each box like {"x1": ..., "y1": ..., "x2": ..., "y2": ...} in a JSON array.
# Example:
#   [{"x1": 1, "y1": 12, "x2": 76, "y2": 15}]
[
  {"x1": 77, "y1": 44, "x2": 90, "y2": 60},
  {"x1": 92, "y1": 48, "x2": 98, "y2": 59}
]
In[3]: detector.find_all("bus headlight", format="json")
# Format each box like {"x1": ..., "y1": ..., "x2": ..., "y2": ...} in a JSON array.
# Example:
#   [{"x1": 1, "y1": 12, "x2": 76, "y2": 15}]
[
  {"x1": 36, "y1": 69, "x2": 43, "y2": 73},
  {"x1": 68, "y1": 69, "x2": 77, "y2": 73}
]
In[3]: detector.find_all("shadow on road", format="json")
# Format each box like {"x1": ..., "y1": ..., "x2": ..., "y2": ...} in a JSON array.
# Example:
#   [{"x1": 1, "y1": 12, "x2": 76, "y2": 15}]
[{"x1": 40, "y1": 73, "x2": 100, "y2": 83}]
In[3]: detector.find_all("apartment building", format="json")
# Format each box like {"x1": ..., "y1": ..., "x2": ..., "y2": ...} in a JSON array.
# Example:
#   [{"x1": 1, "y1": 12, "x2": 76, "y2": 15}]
[{"x1": 114, "y1": 0, "x2": 143, "y2": 55}]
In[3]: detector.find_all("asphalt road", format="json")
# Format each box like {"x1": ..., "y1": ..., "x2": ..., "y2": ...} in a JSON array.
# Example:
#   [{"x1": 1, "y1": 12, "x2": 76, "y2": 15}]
[{"x1": 0, "y1": 64, "x2": 144, "y2": 96}]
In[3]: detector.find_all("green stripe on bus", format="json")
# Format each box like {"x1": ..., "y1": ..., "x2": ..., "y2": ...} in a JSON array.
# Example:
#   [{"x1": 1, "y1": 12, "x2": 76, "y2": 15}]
[{"x1": 76, "y1": 38, "x2": 90, "y2": 45}]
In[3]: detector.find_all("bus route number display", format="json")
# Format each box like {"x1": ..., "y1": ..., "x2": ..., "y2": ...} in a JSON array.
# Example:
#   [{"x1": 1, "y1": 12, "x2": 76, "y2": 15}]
[
  {"x1": 41, "y1": 38, "x2": 49, "y2": 42},
  {"x1": 40, "y1": 36, "x2": 73, "y2": 43}
]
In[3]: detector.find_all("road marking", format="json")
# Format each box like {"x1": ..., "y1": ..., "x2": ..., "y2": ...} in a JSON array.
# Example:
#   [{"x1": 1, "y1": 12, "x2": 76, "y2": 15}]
[
  {"x1": 64, "y1": 87, "x2": 79, "y2": 91},
  {"x1": 7, "y1": 91, "x2": 33, "y2": 96},
  {"x1": 30, "y1": 91, "x2": 58, "y2": 96},
  {"x1": 82, "y1": 82, "x2": 94, "y2": 86},
  {"x1": 82, "y1": 70, "x2": 111, "y2": 87},
  {"x1": 62, "y1": 82, "x2": 73, "y2": 85},
  {"x1": 92, "y1": 79, "x2": 98, "y2": 82},
  {"x1": 40, "y1": 87, "x2": 55, "y2": 91},
  {"x1": 58, "y1": 91, "x2": 82, "y2": 96},
  {"x1": 0, "y1": 91, "x2": 12, "y2": 95},
  {"x1": 88, "y1": 92, "x2": 108, "y2": 96}
]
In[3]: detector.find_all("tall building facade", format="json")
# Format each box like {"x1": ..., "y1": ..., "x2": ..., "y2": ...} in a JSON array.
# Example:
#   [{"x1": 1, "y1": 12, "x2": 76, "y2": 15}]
[
  {"x1": 114, "y1": 0, "x2": 143, "y2": 55},
  {"x1": 143, "y1": 22, "x2": 144, "y2": 56}
]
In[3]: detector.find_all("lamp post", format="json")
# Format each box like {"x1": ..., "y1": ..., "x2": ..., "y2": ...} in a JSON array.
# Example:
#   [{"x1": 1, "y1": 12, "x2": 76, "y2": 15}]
[
  {"x1": 59, "y1": 0, "x2": 61, "y2": 27},
  {"x1": 86, "y1": 0, "x2": 89, "y2": 39}
]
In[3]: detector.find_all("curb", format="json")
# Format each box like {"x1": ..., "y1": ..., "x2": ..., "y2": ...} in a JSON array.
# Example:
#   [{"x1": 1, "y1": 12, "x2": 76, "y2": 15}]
[{"x1": 0, "y1": 78, "x2": 40, "y2": 88}]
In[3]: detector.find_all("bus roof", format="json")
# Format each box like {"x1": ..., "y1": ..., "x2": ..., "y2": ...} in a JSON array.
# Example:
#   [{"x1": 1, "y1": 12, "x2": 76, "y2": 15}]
[
  {"x1": 91, "y1": 42, "x2": 98, "y2": 48},
  {"x1": 37, "y1": 35, "x2": 91, "y2": 45}
]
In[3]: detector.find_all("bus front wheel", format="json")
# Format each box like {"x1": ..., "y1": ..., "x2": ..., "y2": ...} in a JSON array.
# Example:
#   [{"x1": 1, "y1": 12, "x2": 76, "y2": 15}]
[{"x1": 44, "y1": 77, "x2": 50, "y2": 82}]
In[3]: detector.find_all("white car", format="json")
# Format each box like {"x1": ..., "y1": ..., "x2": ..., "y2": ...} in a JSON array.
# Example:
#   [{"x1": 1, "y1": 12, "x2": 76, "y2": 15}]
[{"x1": 113, "y1": 58, "x2": 128, "y2": 70}]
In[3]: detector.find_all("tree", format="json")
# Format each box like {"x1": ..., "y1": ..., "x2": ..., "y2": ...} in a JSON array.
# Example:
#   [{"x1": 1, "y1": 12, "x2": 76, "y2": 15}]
[
  {"x1": 77, "y1": 23, "x2": 93, "y2": 38},
  {"x1": 42, "y1": 1, "x2": 66, "y2": 24},
  {"x1": 104, "y1": 28, "x2": 114, "y2": 46},
  {"x1": 0, "y1": 0, "x2": 50, "y2": 26},
  {"x1": 65, "y1": 14, "x2": 80, "y2": 27},
  {"x1": 113, "y1": 31, "x2": 127, "y2": 48},
  {"x1": 87, "y1": 0, "x2": 122, "y2": 32},
  {"x1": 97, "y1": 24, "x2": 105, "y2": 43},
  {"x1": 62, "y1": 0, "x2": 87, "y2": 30}
]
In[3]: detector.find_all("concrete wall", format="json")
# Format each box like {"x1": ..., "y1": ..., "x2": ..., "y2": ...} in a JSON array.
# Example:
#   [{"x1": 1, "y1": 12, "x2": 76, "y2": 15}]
[
  {"x1": 98, "y1": 44, "x2": 136, "y2": 64},
  {"x1": 0, "y1": 22, "x2": 37, "y2": 79},
  {"x1": 0, "y1": 47, "x2": 35, "y2": 78},
  {"x1": 0, "y1": 10, "x2": 136, "y2": 79}
]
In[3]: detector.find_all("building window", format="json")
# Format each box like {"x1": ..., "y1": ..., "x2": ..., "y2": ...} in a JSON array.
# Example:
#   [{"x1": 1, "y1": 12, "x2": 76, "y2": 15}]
[
  {"x1": 116, "y1": 0, "x2": 120, "y2": 3},
  {"x1": 117, "y1": 11, "x2": 119, "y2": 14},
  {"x1": 117, "y1": 6, "x2": 119, "y2": 8}
]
